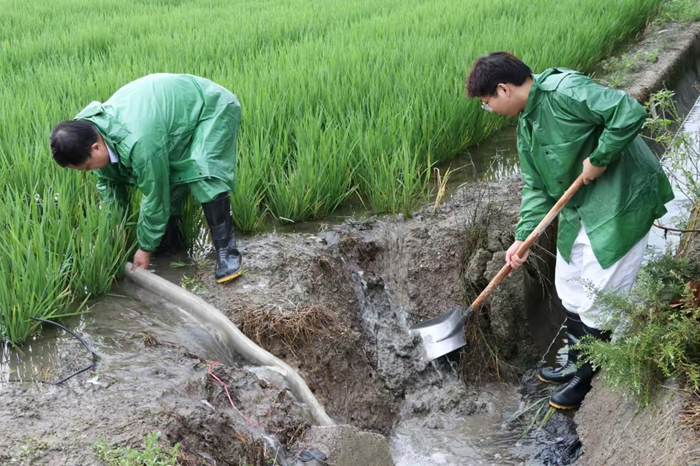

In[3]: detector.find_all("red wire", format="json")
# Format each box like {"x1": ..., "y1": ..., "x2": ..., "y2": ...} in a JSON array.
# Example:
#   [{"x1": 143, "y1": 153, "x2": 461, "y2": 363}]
[{"x1": 208, "y1": 361, "x2": 256, "y2": 426}]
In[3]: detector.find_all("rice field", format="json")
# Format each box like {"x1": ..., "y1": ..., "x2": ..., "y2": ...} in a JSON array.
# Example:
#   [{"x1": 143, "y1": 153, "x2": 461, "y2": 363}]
[{"x1": 0, "y1": 0, "x2": 661, "y2": 344}]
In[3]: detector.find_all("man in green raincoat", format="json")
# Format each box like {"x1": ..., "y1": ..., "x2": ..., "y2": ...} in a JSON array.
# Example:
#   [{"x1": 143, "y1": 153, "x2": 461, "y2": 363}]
[
  {"x1": 465, "y1": 52, "x2": 673, "y2": 409},
  {"x1": 50, "y1": 73, "x2": 243, "y2": 283}
]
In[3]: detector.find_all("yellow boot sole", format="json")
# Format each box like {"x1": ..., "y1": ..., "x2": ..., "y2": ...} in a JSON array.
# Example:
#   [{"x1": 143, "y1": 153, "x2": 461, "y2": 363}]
[
  {"x1": 216, "y1": 259, "x2": 244, "y2": 284},
  {"x1": 538, "y1": 374, "x2": 565, "y2": 384},
  {"x1": 549, "y1": 399, "x2": 580, "y2": 410}
]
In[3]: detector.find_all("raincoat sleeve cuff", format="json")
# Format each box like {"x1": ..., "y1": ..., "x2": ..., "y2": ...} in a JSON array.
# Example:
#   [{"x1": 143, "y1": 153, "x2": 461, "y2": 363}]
[
  {"x1": 138, "y1": 242, "x2": 157, "y2": 253},
  {"x1": 588, "y1": 148, "x2": 615, "y2": 167},
  {"x1": 514, "y1": 229, "x2": 531, "y2": 242}
]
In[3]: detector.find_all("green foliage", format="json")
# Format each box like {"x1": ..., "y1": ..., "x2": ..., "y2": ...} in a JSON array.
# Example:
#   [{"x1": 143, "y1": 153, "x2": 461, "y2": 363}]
[
  {"x1": 94, "y1": 432, "x2": 180, "y2": 466},
  {"x1": 180, "y1": 275, "x2": 206, "y2": 294},
  {"x1": 599, "y1": 51, "x2": 648, "y2": 88},
  {"x1": 657, "y1": 0, "x2": 700, "y2": 23},
  {"x1": 578, "y1": 252, "x2": 700, "y2": 406}
]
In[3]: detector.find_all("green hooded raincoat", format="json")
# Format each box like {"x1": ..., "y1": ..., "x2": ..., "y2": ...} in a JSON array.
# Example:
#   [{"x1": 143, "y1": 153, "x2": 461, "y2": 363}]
[
  {"x1": 75, "y1": 74, "x2": 241, "y2": 252},
  {"x1": 514, "y1": 68, "x2": 674, "y2": 268}
]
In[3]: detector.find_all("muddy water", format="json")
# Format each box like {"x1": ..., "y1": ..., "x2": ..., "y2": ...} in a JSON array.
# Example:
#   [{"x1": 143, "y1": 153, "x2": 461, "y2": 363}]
[
  {"x1": 390, "y1": 385, "x2": 538, "y2": 466},
  {"x1": 436, "y1": 125, "x2": 519, "y2": 189},
  {"x1": 0, "y1": 262, "x2": 239, "y2": 386}
]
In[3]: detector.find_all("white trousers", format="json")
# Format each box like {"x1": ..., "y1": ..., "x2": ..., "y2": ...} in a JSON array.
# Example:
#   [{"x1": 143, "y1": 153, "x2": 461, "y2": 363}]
[{"x1": 555, "y1": 226, "x2": 649, "y2": 329}]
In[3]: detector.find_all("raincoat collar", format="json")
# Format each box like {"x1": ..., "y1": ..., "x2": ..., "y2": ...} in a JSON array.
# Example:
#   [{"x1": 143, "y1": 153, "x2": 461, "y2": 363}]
[
  {"x1": 521, "y1": 74, "x2": 541, "y2": 118},
  {"x1": 521, "y1": 68, "x2": 580, "y2": 118},
  {"x1": 75, "y1": 101, "x2": 131, "y2": 148}
]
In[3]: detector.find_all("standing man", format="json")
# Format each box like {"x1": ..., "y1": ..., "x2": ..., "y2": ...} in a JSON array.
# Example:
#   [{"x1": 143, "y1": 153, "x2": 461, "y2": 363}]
[
  {"x1": 465, "y1": 52, "x2": 673, "y2": 409},
  {"x1": 50, "y1": 73, "x2": 243, "y2": 283}
]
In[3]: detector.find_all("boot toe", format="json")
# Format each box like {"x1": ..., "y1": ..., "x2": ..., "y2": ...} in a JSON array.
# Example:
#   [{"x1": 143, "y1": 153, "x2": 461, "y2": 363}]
[
  {"x1": 215, "y1": 257, "x2": 244, "y2": 283},
  {"x1": 538, "y1": 363, "x2": 576, "y2": 384}
]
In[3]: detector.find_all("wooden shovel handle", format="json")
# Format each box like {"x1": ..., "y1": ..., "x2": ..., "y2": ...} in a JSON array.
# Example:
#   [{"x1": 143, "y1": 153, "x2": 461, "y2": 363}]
[{"x1": 470, "y1": 174, "x2": 585, "y2": 313}]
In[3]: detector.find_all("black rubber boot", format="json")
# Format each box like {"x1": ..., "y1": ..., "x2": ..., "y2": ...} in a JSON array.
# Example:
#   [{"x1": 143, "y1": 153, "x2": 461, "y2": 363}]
[
  {"x1": 202, "y1": 193, "x2": 243, "y2": 283},
  {"x1": 156, "y1": 217, "x2": 187, "y2": 255},
  {"x1": 538, "y1": 311, "x2": 585, "y2": 384},
  {"x1": 549, "y1": 324, "x2": 610, "y2": 409}
]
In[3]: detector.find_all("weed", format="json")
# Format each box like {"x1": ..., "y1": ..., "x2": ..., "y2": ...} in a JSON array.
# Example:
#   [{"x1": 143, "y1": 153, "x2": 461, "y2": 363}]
[
  {"x1": 657, "y1": 0, "x2": 700, "y2": 23},
  {"x1": 180, "y1": 275, "x2": 206, "y2": 295},
  {"x1": 94, "y1": 432, "x2": 180, "y2": 466}
]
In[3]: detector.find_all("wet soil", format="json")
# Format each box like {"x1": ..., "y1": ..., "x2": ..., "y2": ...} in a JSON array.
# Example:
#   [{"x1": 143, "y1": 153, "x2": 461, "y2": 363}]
[
  {"x1": 195, "y1": 180, "x2": 528, "y2": 430},
  {"x1": 0, "y1": 283, "x2": 311, "y2": 465},
  {"x1": 574, "y1": 380, "x2": 700, "y2": 466},
  {"x1": 190, "y1": 179, "x2": 583, "y2": 465}
]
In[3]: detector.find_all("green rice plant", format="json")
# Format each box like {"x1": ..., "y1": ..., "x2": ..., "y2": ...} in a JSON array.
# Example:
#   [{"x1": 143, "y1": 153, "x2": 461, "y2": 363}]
[
  {"x1": 357, "y1": 144, "x2": 432, "y2": 215},
  {"x1": 181, "y1": 194, "x2": 206, "y2": 250},
  {"x1": 0, "y1": 0, "x2": 664, "y2": 343},
  {"x1": 0, "y1": 188, "x2": 78, "y2": 343},
  {"x1": 70, "y1": 187, "x2": 134, "y2": 295}
]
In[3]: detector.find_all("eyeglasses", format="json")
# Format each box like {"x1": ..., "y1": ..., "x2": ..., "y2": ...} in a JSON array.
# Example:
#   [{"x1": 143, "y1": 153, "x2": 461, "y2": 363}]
[{"x1": 480, "y1": 85, "x2": 500, "y2": 112}]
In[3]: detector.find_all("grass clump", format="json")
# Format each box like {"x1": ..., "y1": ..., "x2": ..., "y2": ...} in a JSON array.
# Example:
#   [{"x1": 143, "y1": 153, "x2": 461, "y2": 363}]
[
  {"x1": 94, "y1": 432, "x2": 180, "y2": 466},
  {"x1": 657, "y1": 0, "x2": 700, "y2": 23}
]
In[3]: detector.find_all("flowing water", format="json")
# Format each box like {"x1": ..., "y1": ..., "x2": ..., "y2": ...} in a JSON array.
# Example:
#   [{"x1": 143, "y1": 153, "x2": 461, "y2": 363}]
[
  {"x1": 0, "y1": 259, "x2": 239, "y2": 387},
  {"x1": 389, "y1": 385, "x2": 539, "y2": 466}
]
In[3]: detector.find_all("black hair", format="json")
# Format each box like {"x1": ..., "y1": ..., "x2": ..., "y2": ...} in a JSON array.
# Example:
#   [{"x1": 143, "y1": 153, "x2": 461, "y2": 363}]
[
  {"x1": 466, "y1": 51, "x2": 533, "y2": 98},
  {"x1": 50, "y1": 120, "x2": 99, "y2": 167}
]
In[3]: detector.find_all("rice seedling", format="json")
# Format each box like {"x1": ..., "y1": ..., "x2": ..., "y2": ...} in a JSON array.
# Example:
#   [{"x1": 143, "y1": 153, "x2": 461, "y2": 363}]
[{"x1": 0, "y1": 0, "x2": 661, "y2": 343}]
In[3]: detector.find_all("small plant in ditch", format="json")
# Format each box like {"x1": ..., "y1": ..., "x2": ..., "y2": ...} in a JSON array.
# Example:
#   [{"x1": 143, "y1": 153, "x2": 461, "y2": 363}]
[
  {"x1": 94, "y1": 432, "x2": 180, "y2": 466},
  {"x1": 180, "y1": 275, "x2": 206, "y2": 295}
]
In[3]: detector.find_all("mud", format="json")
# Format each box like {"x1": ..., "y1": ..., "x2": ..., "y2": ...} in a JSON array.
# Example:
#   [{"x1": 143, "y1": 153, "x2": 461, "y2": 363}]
[
  {"x1": 190, "y1": 178, "x2": 587, "y2": 465},
  {"x1": 194, "y1": 179, "x2": 538, "y2": 432},
  {"x1": 575, "y1": 380, "x2": 700, "y2": 465},
  {"x1": 0, "y1": 283, "x2": 312, "y2": 465}
]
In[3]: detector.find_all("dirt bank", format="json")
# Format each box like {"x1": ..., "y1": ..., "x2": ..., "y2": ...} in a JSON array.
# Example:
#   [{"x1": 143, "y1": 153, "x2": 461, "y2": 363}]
[
  {"x1": 195, "y1": 180, "x2": 539, "y2": 437},
  {"x1": 575, "y1": 381, "x2": 700, "y2": 465},
  {"x1": 607, "y1": 21, "x2": 700, "y2": 104}
]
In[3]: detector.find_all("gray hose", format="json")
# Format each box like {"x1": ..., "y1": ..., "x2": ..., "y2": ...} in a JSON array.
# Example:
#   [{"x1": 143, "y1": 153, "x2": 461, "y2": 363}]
[{"x1": 125, "y1": 263, "x2": 334, "y2": 426}]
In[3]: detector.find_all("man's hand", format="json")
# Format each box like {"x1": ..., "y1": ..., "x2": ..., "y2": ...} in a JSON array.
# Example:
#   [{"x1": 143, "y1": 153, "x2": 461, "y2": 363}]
[
  {"x1": 505, "y1": 240, "x2": 528, "y2": 277},
  {"x1": 131, "y1": 249, "x2": 151, "y2": 272},
  {"x1": 582, "y1": 157, "x2": 607, "y2": 185}
]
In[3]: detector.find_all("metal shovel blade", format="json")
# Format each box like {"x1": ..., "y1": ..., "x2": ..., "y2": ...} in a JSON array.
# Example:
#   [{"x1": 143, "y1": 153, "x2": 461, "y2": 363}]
[{"x1": 410, "y1": 306, "x2": 471, "y2": 360}]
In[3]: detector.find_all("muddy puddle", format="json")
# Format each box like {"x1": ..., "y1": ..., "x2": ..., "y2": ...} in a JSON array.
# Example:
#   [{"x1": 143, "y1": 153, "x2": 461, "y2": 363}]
[
  {"x1": 0, "y1": 268, "x2": 240, "y2": 386},
  {"x1": 390, "y1": 385, "x2": 536, "y2": 466}
]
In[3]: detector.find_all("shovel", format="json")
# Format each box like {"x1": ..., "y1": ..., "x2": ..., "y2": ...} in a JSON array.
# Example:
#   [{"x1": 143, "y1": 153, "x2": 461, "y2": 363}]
[{"x1": 411, "y1": 174, "x2": 585, "y2": 360}]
